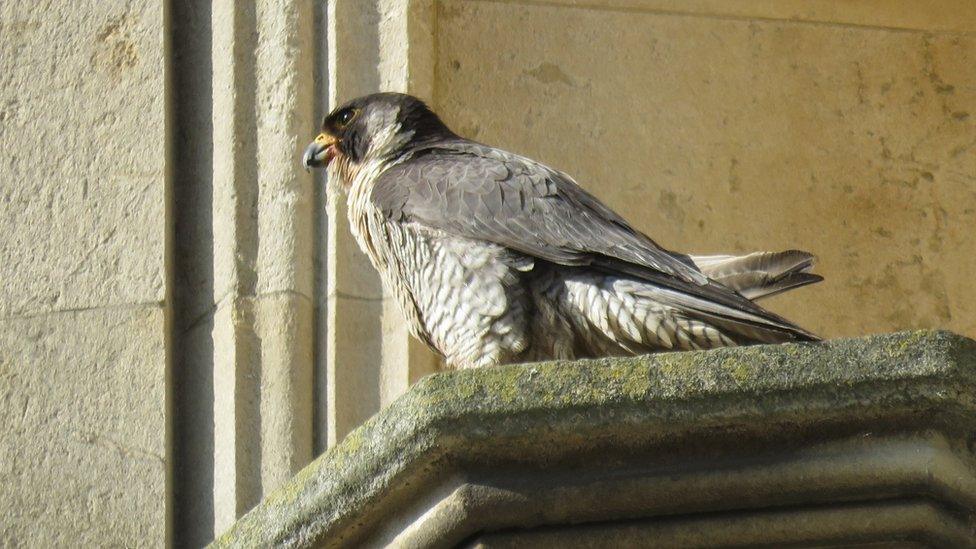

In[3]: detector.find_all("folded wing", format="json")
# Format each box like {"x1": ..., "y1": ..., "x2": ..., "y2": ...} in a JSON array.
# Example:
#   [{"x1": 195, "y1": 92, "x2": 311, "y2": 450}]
[{"x1": 371, "y1": 140, "x2": 819, "y2": 343}]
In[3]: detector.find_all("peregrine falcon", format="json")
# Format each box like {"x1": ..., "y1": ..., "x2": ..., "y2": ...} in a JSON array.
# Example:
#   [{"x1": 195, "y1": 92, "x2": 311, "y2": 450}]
[{"x1": 303, "y1": 93, "x2": 822, "y2": 369}]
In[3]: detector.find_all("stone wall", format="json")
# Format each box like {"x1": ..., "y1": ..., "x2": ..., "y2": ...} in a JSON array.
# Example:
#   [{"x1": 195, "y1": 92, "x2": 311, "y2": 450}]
[
  {"x1": 0, "y1": 1, "x2": 168, "y2": 545},
  {"x1": 433, "y1": 0, "x2": 976, "y2": 340},
  {"x1": 1, "y1": 1, "x2": 974, "y2": 547}
]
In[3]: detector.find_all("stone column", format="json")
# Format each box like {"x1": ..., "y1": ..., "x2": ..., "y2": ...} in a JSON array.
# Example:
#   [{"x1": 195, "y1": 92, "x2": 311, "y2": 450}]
[
  {"x1": 173, "y1": 1, "x2": 321, "y2": 545},
  {"x1": 207, "y1": 0, "x2": 316, "y2": 537}
]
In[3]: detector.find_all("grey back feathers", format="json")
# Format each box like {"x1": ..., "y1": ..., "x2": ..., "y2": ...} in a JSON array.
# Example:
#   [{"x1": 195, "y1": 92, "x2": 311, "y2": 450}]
[{"x1": 373, "y1": 140, "x2": 709, "y2": 284}]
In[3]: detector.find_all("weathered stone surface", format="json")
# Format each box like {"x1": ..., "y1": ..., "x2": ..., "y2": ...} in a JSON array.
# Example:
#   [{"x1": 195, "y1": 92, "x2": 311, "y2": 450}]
[
  {"x1": 255, "y1": 292, "x2": 315, "y2": 493},
  {"x1": 435, "y1": 0, "x2": 976, "y2": 340},
  {"x1": 211, "y1": 331, "x2": 976, "y2": 548},
  {"x1": 472, "y1": 500, "x2": 970, "y2": 548},
  {"x1": 0, "y1": 1, "x2": 166, "y2": 316},
  {"x1": 513, "y1": 0, "x2": 976, "y2": 33},
  {"x1": 202, "y1": 0, "x2": 319, "y2": 539},
  {"x1": 0, "y1": 306, "x2": 167, "y2": 546},
  {"x1": 0, "y1": 1, "x2": 168, "y2": 546}
]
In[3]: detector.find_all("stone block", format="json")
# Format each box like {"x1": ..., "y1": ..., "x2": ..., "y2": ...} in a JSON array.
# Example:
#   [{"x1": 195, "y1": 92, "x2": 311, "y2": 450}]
[
  {"x1": 523, "y1": 0, "x2": 976, "y2": 33},
  {"x1": 0, "y1": 1, "x2": 166, "y2": 316},
  {"x1": 0, "y1": 306, "x2": 167, "y2": 547},
  {"x1": 0, "y1": 1, "x2": 168, "y2": 546},
  {"x1": 211, "y1": 331, "x2": 976, "y2": 548},
  {"x1": 210, "y1": 291, "x2": 315, "y2": 534}
]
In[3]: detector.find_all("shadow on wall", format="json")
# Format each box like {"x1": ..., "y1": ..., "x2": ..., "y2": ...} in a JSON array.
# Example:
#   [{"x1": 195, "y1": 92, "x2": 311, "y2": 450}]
[{"x1": 171, "y1": 0, "x2": 215, "y2": 546}]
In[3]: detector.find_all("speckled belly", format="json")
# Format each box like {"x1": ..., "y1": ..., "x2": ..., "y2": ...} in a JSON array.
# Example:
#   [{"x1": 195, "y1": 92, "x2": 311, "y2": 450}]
[{"x1": 347, "y1": 195, "x2": 533, "y2": 368}]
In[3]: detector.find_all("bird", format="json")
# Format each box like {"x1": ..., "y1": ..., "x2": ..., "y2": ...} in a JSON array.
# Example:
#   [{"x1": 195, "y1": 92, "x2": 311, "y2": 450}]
[{"x1": 303, "y1": 92, "x2": 822, "y2": 369}]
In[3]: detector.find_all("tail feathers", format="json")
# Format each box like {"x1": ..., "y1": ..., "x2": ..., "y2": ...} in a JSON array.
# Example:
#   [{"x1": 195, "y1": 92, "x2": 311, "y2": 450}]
[
  {"x1": 627, "y1": 281, "x2": 821, "y2": 345},
  {"x1": 690, "y1": 250, "x2": 823, "y2": 301}
]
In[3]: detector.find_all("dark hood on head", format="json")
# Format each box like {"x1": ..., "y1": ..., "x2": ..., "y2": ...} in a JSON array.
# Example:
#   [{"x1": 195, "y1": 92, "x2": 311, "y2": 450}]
[{"x1": 330, "y1": 93, "x2": 457, "y2": 162}]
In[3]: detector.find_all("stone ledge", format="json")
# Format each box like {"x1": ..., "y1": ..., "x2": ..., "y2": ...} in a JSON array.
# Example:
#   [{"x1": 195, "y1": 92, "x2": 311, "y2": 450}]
[{"x1": 212, "y1": 330, "x2": 976, "y2": 548}]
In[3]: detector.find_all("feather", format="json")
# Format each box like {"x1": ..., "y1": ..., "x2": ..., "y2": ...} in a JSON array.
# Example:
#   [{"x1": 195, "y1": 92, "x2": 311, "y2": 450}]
[{"x1": 690, "y1": 250, "x2": 823, "y2": 301}]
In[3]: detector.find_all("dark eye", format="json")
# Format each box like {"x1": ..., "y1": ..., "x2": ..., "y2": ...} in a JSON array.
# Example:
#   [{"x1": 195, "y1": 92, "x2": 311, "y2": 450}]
[{"x1": 335, "y1": 108, "x2": 357, "y2": 128}]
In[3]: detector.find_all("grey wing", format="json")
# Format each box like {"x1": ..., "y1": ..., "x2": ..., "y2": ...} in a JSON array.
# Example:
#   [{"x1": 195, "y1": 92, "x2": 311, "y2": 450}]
[
  {"x1": 374, "y1": 141, "x2": 707, "y2": 284},
  {"x1": 372, "y1": 140, "x2": 818, "y2": 342}
]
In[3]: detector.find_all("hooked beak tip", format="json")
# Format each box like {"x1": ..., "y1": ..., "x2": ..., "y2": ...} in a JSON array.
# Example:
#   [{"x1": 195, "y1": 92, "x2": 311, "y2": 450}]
[
  {"x1": 302, "y1": 141, "x2": 326, "y2": 170},
  {"x1": 303, "y1": 133, "x2": 338, "y2": 171},
  {"x1": 303, "y1": 131, "x2": 341, "y2": 171}
]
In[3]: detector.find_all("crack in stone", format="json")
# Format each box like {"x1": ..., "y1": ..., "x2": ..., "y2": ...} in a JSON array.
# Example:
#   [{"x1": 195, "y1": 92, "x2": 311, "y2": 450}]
[
  {"x1": 71, "y1": 428, "x2": 165, "y2": 467},
  {"x1": 0, "y1": 301, "x2": 164, "y2": 323}
]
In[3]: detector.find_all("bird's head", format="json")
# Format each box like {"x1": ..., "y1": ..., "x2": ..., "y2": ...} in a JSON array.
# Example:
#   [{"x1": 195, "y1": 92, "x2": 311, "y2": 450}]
[{"x1": 302, "y1": 93, "x2": 454, "y2": 179}]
